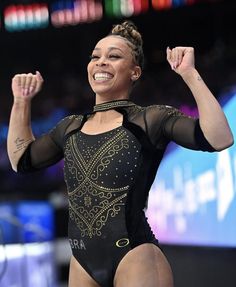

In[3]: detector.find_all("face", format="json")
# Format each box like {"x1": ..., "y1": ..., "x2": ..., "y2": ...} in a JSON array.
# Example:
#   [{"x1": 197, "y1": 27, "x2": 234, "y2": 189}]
[{"x1": 87, "y1": 35, "x2": 141, "y2": 99}]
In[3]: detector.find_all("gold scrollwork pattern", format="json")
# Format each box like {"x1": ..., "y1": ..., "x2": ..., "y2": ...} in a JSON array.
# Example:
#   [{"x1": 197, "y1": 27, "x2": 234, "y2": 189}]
[{"x1": 64, "y1": 129, "x2": 131, "y2": 238}]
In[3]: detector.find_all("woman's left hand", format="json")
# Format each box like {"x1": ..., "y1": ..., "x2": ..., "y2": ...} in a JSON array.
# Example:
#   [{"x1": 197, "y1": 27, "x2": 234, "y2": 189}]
[{"x1": 166, "y1": 46, "x2": 195, "y2": 76}]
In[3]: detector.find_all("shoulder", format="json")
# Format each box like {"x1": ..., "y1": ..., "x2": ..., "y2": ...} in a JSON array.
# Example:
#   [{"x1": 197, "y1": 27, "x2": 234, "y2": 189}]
[
  {"x1": 59, "y1": 114, "x2": 84, "y2": 123},
  {"x1": 130, "y1": 103, "x2": 184, "y2": 118},
  {"x1": 145, "y1": 104, "x2": 182, "y2": 114},
  {"x1": 55, "y1": 114, "x2": 83, "y2": 127},
  {"x1": 50, "y1": 114, "x2": 84, "y2": 135}
]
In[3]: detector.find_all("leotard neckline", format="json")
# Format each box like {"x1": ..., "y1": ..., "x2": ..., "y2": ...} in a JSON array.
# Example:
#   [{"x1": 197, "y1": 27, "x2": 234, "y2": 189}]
[{"x1": 93, "y1": 99, "x2": 135, "y2": 112}]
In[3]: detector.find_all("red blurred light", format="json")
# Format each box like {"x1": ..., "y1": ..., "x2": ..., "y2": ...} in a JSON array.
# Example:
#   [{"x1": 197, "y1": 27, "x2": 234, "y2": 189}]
[{"x1": 152, "y1": 0, "x2": 172, "y2": 10}]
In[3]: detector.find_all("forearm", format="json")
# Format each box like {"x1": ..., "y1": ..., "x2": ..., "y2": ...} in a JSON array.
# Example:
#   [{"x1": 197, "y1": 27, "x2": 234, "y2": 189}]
[
  {"x1": 181, "y1": 68, "x2": 234, "y2": 150},
  {"x1": 7, "y1": 100, "x2": 35, "y2": 171}
]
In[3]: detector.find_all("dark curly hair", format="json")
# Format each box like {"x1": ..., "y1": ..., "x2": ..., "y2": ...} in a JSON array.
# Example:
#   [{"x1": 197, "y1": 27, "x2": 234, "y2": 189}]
[{"x1": 109, "y1": 20, "x2": 144, "y2": 70}]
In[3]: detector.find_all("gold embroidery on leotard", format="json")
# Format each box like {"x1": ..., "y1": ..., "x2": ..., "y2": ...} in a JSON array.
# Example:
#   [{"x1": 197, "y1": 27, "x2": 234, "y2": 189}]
[
  {"x1": 64, "y1": 128, "x2": 131, "y2": 238},
  {"x1": 93, "y1": 100, "x2": 135, "y2": 112}
]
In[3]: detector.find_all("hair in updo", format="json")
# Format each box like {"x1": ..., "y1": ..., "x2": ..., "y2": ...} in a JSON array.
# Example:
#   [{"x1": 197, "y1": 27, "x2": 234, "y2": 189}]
[{"x1": 109, "y1": 20, "x2": 144, "y2": 70}]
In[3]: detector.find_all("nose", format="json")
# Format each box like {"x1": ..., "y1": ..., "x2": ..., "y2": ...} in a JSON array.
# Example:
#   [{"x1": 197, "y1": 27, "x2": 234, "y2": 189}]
[{"x1": 96, "y1": 56, "x2": 108, "y2": 67}]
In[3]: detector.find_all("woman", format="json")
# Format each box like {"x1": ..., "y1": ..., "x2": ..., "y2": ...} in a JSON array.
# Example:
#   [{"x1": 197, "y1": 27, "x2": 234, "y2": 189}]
[{"x1": 7, "y1": 21, "x2": 233, "y2": 287}]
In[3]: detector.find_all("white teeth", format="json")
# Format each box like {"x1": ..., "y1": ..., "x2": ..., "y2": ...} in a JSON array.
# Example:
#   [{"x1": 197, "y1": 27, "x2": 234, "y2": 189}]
[{"x1": 94, "y1": 73, "x2": 113, "y2": 81}]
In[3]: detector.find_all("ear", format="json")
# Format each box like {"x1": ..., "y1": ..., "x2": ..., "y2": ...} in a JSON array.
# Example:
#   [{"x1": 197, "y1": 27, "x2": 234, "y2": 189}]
[{"x1": 131, "y1": 65, "x2": 142, "y2": 81}]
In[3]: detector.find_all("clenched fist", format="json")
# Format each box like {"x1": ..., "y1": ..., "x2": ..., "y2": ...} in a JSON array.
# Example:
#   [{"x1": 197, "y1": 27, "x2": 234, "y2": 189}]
[
  {"x1": 11, "y1": 71, "x2": 44, "y2": 101},
  {"x1": 166, "y1": 46, "x2": 195, "y2": 76}
]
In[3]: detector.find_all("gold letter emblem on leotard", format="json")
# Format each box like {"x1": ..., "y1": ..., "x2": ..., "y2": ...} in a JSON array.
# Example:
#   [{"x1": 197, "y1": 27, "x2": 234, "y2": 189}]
[{"x1": 116, "y1": 238, "x2": 129, "y2": 248}]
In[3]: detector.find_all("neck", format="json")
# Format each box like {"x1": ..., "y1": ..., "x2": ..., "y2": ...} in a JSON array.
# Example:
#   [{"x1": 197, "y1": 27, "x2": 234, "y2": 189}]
[{"x1": 91, "y1": 109, "x2": 122, "y2": 124}]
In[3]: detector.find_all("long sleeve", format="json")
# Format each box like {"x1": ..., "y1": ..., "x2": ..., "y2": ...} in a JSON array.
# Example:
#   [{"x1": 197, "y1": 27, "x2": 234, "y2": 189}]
[
  {"x1": 143, "y1": 105, "x2": 216, "y2": 152},
  {"x1": 17, "y1": 115, "x2": 84, "y2": 172}
]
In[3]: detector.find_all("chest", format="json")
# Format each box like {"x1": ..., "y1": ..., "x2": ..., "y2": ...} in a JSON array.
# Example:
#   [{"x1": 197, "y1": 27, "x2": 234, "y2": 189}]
[{"x1": 63, "y1": 127, "x2": 142, "y2": 190}]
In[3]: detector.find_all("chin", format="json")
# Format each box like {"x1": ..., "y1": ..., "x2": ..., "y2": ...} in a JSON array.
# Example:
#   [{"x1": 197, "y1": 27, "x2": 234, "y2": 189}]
[{"x1": 92, "y1": 85, "x2": 114, "y2": 96}]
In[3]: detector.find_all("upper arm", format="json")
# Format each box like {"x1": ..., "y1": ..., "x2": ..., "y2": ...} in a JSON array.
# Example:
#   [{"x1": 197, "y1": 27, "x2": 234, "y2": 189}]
[
  {"x1": 17, "y1": 133, "x2": 63, "y2": 172},
  {"x1": 145, "y1": 105, "x2": 215, "y2": 152},
  {"x1": 163, "y1": 107, "x2": 216, "y2": 151},
  {"x1": 17, "y1": 114, "x2": 84, "y2": 172}
]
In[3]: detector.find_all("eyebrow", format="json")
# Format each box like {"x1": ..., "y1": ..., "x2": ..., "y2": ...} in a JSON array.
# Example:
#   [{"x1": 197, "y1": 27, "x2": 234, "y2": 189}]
[{"x1": 93, "y1": 47, "x2": 124, "y2": 53}]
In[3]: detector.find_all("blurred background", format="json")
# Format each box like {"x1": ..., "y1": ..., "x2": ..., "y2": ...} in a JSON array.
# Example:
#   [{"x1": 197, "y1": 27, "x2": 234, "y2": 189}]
[{"x1": 0, "y1": 0, "x2": 236, "y2": 286}]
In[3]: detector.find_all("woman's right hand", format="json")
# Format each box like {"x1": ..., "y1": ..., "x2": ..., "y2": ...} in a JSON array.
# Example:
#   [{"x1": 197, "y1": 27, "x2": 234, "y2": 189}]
[{"x1": 11, "y1": 71, "x2": 44, "y2": 102}]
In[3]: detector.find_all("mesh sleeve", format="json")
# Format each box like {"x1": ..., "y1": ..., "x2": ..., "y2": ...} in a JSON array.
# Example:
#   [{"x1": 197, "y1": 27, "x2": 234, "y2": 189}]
[
  {"x1": 162, "y1": 106, "x2": 216, "y2": 151},
  {"x1": 17, "y1": 134, "x2": 63, "y2": 173},
  {"x1": 144, "y1": 105, "x2": 215, "y2": 152},
  {"x1": 17, "y1": 115, "x2": 83, "y2": 172}
]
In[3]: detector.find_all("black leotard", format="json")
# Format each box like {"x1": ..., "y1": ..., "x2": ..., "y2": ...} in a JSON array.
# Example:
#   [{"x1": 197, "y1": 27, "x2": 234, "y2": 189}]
[{"x1": 17, "y1": 100, "x2": 215, "y2": 287}]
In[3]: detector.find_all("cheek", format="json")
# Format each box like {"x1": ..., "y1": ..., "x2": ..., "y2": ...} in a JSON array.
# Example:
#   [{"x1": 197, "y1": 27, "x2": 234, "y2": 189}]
[
  {"x1": 87, "y1": 62, "x2": 92, "y2": 75},
  {"x1": 118, "y1": 66, "x2": 132, "y2": 81},
  {"x1": 87, "y1": 63, "x2": 93, "y2": 82}
]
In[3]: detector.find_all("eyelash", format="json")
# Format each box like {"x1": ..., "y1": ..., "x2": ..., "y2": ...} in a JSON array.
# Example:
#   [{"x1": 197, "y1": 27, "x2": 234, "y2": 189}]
[
  {"x1": 90, "y1": 55, "x2": 98, "y2": 60},
  {"x1": 89, "y1": 54, "x2": 121, "y2": 60}
]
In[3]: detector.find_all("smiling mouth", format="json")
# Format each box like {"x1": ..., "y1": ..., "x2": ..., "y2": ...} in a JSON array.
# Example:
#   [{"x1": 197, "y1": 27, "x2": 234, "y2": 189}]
[{"x1": 93, "y1": 72, "x2": 114, "y2": 81}]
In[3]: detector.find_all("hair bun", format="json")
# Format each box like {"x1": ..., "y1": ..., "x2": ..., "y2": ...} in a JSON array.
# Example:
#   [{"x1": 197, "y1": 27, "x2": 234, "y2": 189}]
[
  {"x1": 110, "y1": 20, "x2": 144, "y2": 69},
  {"x1": 111, "y1": 20, "x2": 143, "y2": 48}
]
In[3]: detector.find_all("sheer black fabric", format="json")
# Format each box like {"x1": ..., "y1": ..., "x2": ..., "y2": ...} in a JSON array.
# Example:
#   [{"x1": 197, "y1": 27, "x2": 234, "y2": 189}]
[{"x1": 17, "y1": 104, "x2": 215, "y2": 172}]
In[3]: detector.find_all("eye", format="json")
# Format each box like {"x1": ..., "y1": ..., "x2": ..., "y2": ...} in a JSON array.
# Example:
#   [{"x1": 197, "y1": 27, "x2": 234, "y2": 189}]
[
  {"x1": 89, "y1": 54, "x2": 99, "y2": 61},
  {"x1": 109, "y1": 54, "x2": 121, "y2": 59}
]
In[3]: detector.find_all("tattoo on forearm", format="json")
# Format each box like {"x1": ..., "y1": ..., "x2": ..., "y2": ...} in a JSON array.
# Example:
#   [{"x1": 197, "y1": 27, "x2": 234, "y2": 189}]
[
  {"x1": 197, "y1": 75, "x2": 202, "y2": 81},
  {"x1": 13, "y1": 137, "x2": 32, "y2": 153}
]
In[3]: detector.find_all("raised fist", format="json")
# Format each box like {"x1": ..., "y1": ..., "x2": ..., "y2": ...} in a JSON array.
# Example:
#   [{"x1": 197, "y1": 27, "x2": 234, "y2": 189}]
[
  {"x1": 12, "y1": 71, "x2": 44, "y2": 101},
  {"x1": 166, "y1": 46, "x2": 195, "y2": 75}
]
